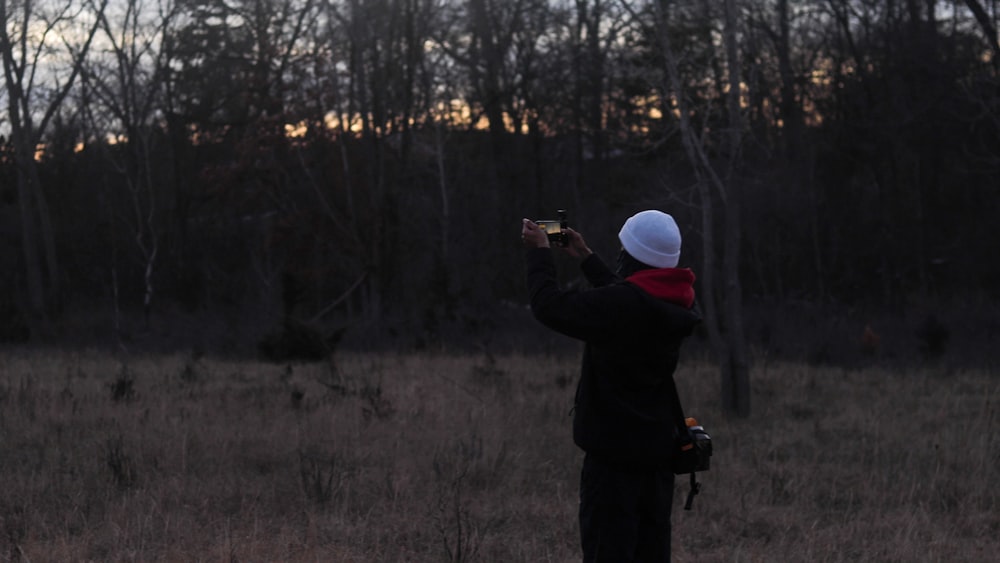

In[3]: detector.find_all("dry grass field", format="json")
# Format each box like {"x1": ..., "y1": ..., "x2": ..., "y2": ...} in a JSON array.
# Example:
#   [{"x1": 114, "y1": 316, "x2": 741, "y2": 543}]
[{"x1": 0, "y1": 348, "x2": 997, "y2": 562}]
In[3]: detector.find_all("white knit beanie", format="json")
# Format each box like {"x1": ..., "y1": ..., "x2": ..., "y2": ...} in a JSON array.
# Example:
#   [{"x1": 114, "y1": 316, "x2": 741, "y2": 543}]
[{"x1": 618, "y1": 210, "x2": 682, "y2": 268}]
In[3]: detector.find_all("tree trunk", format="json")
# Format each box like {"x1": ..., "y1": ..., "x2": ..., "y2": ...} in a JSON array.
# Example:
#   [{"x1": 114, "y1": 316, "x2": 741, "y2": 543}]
[
  {"x1": 13, "y1": 148, "x2": 47, "y2": 315},
  {"x1": 652, "y1": 0, "x2": 750, "y2": 417},
  {"x1": 962, "y1": 0, "x2": 1000, "y2": 71},
  {"x1": 4, "y1": 78, "x2": 59, "y2": 318},
  {"x1": 0, "y1": 0, "x2": 108, "y2": 318},
  {"x1": 470, "y1": 0, "x2": 507, "y2": 155},
  {"x1": 719, "y1": 0, "x2": 750, "y2": 417}
]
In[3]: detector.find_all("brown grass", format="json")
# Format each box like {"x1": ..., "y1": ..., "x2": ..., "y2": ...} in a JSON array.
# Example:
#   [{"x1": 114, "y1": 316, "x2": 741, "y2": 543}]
[{"x1": 0, "y1": 349, "x2": 996, "y2": 562}]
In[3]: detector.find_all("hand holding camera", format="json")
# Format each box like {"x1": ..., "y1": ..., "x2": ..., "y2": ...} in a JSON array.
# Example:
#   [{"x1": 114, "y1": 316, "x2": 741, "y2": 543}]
[
  {"x1": 522, "y1": 210, "x2": 592, "y2": 258},
  {"x1": 521, "y1": 218, "x2": 551, "y2": 248},
  {"x1": 535, "y1": 209, "x2": 569, "y2": 247}
]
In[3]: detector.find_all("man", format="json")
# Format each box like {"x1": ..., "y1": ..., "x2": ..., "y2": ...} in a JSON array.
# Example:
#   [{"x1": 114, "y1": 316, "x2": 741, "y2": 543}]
[{"x1": 521, "y1": 210, "x2": 700, "y2": 562}]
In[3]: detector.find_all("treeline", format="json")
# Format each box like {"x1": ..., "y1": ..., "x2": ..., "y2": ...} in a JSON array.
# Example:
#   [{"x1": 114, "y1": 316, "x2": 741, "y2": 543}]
[{"x1": 1, "y1": 0, "x2": 998, "y2": 356}]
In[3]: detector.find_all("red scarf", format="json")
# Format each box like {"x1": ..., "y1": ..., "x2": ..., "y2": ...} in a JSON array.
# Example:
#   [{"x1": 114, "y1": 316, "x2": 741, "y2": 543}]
[{"x1": 626, "y1": 268, "x2": 696, "y2": 308}]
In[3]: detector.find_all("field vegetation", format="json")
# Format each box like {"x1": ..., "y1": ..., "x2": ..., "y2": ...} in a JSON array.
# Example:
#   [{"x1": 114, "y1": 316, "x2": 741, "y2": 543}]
[{"x1": 0, "y1": 348, "x2": 997, "y2": 561}]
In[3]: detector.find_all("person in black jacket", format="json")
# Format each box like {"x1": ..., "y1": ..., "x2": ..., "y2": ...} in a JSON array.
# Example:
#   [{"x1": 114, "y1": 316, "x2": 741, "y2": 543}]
[{"x1": 521, "y1": 210, "x2": 700, "y2": 563}]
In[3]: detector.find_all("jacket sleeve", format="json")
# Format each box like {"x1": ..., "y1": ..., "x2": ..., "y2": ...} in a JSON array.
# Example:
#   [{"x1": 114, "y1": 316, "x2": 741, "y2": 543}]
[
  {"x1": 580, "y1": 253, "x2": 619, "y2": 287},
  {"x1": 525, "y1": 248, "x2": 630, "y2": 342}
]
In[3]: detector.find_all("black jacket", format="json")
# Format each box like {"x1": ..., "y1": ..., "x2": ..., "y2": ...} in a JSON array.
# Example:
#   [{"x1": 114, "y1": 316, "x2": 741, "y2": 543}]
[{"x1": 526, "y1": 248, "x2": 700, "y2": 468}]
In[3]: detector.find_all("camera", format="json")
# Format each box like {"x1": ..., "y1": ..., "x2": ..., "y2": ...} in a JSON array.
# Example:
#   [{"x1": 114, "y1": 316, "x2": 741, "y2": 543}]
[
  {"x1": 673, "y1": 421, "x2": 712, "y2": 474},
  {"x1": 536, "y1": 209, "x2": 569, "y2": 246}
]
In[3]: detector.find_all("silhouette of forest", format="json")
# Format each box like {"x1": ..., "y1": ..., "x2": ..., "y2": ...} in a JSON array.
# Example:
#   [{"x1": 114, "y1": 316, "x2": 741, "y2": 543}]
[{"x1": 2, "y1": 0, "x2": 998, "y2": 369}]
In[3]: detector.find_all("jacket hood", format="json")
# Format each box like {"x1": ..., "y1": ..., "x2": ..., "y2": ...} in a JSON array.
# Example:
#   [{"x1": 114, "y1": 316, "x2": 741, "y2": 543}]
[{"x1": 625, "y1": 268, "x2": 696, "y2": 308}]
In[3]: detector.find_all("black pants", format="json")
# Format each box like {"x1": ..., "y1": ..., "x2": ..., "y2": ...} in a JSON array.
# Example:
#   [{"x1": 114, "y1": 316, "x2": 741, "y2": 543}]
[{"x1": 579, "y1": 454, "x2": 675, "y2": 563}]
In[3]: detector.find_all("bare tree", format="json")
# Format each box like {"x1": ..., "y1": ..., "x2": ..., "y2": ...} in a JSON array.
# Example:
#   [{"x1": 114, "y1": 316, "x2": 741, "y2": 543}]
[
  {"x1": 622, "y1": 0, "x2": 751, "y2": 416},
  {"x1": 81, "y1": 0, "x2": 180, "y2": 328},
  {"x1": 718, "y1": 0, "x2": 750, "y2": 417},
  {"x1": 234, "y1": 0, "x2": 319, "y2": 120},
  {"x1": 327, "y1": 0, "x2": 404, "y2": 320},
  {"x1": 0, "y1": 0, "x2": 109, "y2": 317},
  {"x1": 962, "y1": 0, "x2": 1000, "y2": 71}
]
